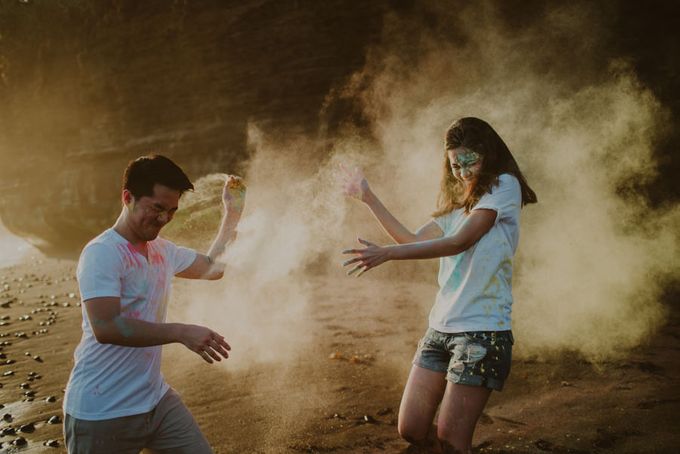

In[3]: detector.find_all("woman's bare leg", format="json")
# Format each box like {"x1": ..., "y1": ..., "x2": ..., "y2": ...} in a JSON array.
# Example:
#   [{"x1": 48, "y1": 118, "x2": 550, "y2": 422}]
[
  {"x1": 398, "y1": 365, "x2": 447, "y2": 448},
  {"x1": 436, "y1": 383, "x2": 491, "y2": 454}
]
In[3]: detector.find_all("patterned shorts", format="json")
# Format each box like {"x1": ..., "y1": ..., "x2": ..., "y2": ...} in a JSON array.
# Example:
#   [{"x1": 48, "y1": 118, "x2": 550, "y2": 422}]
[{"x1": 412, "y1": 328, "x2": 514, "y2": 391}]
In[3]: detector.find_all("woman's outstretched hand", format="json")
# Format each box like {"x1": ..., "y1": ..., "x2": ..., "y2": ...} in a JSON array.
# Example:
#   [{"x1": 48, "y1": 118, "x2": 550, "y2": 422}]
[
  {"x1": 342, "y1": 238, "x2": 392, "y2": 277},
  {"x1": 339, "y1": 164, "x2": 371, "y2": 203}
]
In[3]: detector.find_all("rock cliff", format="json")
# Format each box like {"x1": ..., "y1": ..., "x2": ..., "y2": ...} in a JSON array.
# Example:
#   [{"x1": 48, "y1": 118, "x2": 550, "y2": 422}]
[{"x1": 0, "y1": 0, "x2": 388, "y2": 254}]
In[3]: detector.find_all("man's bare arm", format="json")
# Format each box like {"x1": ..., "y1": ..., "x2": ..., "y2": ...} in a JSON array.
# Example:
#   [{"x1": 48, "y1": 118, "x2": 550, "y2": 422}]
[
  {"x1": 176, "y1": 175, "x2": 245, "y2": 280},
  {"x1": 85, "y1": 296, "x2": 230, "y2": 363}
]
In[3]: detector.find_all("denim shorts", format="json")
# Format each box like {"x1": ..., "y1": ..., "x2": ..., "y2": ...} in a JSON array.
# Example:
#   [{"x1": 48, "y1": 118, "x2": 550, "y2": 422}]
[{"x1": 412, "y1": 328, "x2": 514, "y2": 391}]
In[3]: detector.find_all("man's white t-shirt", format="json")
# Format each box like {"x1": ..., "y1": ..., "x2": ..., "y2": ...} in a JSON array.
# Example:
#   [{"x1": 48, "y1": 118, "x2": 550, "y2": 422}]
[
  {"x1": 64, "y1": 228, "x2": 197, "y2": 420},
  {"x1": 430, "y1": 173, "x2": 522, "y2": 333}
]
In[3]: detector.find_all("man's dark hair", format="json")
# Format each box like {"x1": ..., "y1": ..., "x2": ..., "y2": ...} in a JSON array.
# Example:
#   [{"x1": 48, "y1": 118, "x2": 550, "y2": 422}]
[{"x1": 123, "y1": 154, "x2": 194, "y2": 199}]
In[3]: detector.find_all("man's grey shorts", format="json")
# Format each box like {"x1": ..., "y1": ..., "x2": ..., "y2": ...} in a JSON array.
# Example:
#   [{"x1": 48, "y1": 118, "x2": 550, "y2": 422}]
[
  {"x1": 413, "y1": 328, "x2": 514, "y2": 391},
  {"x1": 64, "y1": 388, "x2": 213, "y2": 454}
]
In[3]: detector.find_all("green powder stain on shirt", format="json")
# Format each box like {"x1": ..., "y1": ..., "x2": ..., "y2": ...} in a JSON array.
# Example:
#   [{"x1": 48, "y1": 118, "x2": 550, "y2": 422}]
[{"x1": 482, "y1": 257, "x2": 512, "y2": 299}]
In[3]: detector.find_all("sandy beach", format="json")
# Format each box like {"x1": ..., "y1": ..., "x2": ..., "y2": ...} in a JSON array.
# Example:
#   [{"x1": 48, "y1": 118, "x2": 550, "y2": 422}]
[
  {"x1": 0, "y1": 253, "x2": 678, "y2": 453},
  {"x1": 0, "y1": 1, "x2": 679, "y2": 452}
]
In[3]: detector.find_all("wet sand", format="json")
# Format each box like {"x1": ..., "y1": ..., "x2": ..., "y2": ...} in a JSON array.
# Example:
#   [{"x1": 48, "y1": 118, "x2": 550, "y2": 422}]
[{"x1": 0, "y1": 255, "x2": 679, "y2": 453}]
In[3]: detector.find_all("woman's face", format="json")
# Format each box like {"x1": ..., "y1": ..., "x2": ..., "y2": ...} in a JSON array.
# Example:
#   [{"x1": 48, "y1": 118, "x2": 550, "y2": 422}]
[{"x1": 448, "y1": 147, "x2": 483, "y2": 184}]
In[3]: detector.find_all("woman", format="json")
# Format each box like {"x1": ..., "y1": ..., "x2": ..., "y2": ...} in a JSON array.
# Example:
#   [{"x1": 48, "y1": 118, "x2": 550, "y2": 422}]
[{"x1": 341, "y1": 117, "x2": 537, "y2": 453}]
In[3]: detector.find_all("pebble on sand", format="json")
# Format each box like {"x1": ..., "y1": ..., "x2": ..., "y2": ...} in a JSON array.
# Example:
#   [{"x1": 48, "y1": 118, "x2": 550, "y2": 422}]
[
  {"x1": 12, "y1": 437, "x2": 27, "y2": 446},
  {"x1": 359, "y1": 415, "x2": 377, "y2": 424},
  {"x1": 47, "y1": 415, "x2": 62, "y2": 424},
  {"x1": 19, "y1": 423, "x2": 35, "y2": 433}
]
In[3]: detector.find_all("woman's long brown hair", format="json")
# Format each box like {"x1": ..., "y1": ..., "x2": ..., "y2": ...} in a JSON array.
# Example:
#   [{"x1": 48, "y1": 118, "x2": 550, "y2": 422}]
[{"x1": 433, "y1": 117, "x2": 537, "y2": 217}]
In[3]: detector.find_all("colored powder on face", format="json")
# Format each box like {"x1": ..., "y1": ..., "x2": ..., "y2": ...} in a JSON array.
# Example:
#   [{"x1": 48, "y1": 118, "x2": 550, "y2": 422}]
[{"x1": 455, "y1": 150, "x2": 481, "y2": 169}]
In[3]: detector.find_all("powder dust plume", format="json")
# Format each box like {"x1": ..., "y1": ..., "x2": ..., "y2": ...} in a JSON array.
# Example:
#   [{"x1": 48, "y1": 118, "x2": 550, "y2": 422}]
[
  {"x1": 153, "y1": 5, "x2": 680, "y2": 449},
  {"x1": 323, "y1": 2, "x2": 680, "y2": 360},
  {"x1": 164, "y1": 125, "x2": 360, "y2": 368},
  {"x1": 0, "y1": 219, "x2": 34, "y2": 268},
  {"x1": 161, "y1": 127, "x2": 369, "y2": 448},
  {"x1": 166, "y1": 1, "x2": 678, "y2": 374}
]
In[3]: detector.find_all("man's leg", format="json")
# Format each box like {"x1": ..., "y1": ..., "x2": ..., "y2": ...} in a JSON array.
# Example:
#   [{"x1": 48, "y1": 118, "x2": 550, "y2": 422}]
[
  {"x1": 146, "y1": 388, "x2": 213, "y2": 454},
  {"x1": 64, "y1": 413, "x2": 148, "y2": 454}
]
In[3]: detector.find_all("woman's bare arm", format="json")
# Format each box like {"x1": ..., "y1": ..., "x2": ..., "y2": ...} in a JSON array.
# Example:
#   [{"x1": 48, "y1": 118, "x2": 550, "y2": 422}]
[
  {"x1": 342, "y1": 165, "x2": 443, "y2": 244},
  {"x1": 343, "y1": 208, "x2": 496, "y2": 276}
]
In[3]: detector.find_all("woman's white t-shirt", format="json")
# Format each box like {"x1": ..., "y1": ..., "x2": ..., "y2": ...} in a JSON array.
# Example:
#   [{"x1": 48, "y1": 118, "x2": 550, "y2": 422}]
[{"x1": 430, "y1": 173, "x2": 522, "y2": 333}]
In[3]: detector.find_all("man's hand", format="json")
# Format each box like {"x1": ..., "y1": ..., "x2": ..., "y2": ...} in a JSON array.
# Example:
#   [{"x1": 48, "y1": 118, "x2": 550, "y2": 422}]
[
  {"x1": 223, "y1": 175, "x2": 246, "y2": 217},
  {"x1": 177, "y1": 324, "x2": 231, "y2": 364}
]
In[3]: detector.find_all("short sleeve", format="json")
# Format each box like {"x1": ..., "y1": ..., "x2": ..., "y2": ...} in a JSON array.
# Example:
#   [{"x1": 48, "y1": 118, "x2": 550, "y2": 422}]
[
  {"x1": 172, "y1": 245, "x2": 198, "y2": 274},
  {"x1": 155, "y1": 238, "x2": 198, "y2": 275},
  {"x1": 473, "y1": 174, "x2": 522, "y2": 223},
  {"x1": 433, "y1": 214, "x2": 451, "y2": 234},
  {"x1": 77, "y1": 243, "x2": 123, "y2": 301}
]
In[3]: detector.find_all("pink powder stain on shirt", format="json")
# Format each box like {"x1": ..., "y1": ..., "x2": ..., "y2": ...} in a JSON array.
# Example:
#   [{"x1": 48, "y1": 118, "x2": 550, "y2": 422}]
[
  {"x1": 147, "y1": 243, "x2": 166, "y2": 266},
  {"x1": 125, "y1": 309, "x2": 142, "y2": 319},
  {"x1": 115, "y1": 240, "x2": 174, "y2": 322},
  {"x1": 125, "y1": 243, "x2": 145, "y2": 268},
  {"x1": 146, "y1": 242, "x2": 171, "y2": 322},
  {"x1": 116, "y1": 243, "x2": 145, "y2": 269}
]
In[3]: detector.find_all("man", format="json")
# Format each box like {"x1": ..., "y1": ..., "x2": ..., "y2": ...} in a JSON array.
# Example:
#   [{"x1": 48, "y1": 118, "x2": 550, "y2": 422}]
[{"x1": 63, "y1": 154, "x2": 244, "y2": 453}]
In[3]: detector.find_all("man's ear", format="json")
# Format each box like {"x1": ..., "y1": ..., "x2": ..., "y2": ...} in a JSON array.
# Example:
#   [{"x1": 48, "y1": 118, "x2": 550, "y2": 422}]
[{"x1": 122, "y1": 189, "x2": 134, "y2": 207}]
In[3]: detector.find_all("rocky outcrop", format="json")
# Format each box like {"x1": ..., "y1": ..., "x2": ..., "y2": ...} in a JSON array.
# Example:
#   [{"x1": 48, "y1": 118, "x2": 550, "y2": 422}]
[
  {"x1": 0, "y1": 0, "x2": 388, "y2": 255},
  {"x1": 1, "y1": 1, "x2": 678, "y2": 255}
]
